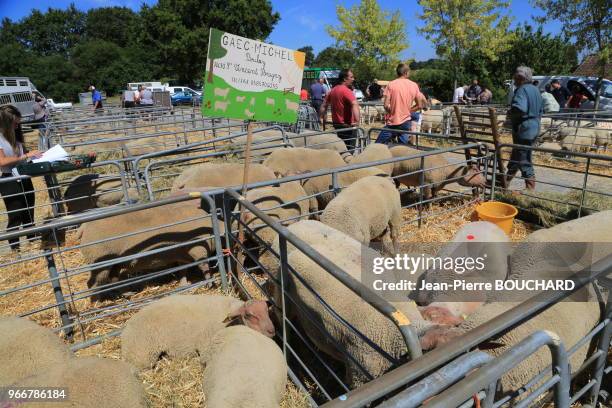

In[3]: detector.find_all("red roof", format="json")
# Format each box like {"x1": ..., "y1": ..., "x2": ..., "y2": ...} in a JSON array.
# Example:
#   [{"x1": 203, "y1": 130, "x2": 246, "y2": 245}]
[{"x1": 573, "y1": 54, "x2": 611, "y2": 77}]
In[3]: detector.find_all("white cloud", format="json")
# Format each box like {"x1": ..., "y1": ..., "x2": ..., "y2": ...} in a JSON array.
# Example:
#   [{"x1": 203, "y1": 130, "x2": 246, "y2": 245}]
[{"x1": 297, "y1": 14, "x2": 322, "y2": 31}]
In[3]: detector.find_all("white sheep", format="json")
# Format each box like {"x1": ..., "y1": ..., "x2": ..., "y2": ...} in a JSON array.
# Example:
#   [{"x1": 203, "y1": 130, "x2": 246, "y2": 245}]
[
  {"x1": 321, "y1": 176, "x2": 401, "y2": 254},
  {"x1": 201, "y1": 326, "x2": 287, "y2": 408},
  {"x1": 420, "y1": 300, "x2": 600, "y2": 399},
  {"x1": 303, "y1": 165, "x2": 389, "y2": 210},
  {"x1": 262, "y1": 147, "x2": 346, "y2": 179},
  {"x1": 420, "y1": 212, "x2": 611, "y2": 396},
  {"x1": 239, "y1": 181, "x2": 317, "y2": 248},
  {"x1": 415, "y1": 221, "x2": 512, "y2": 321},
  {"x1": 390, "y1": 145, "x2": 486, "y2": 198},
  {"x1": 121, "y1": 294, "x2": 274, "y2": 369},
  {"x1": 0, "y1": 317, "x2": 73, "y2": 386},
  {"x1": 63, "y1": 174, "x2": 138, "y2": 214},
  {"x1": 171, "y1": 162, "x2": 276, "y2": 192},
  {"x1": 236, "y1": 95, "x2": 246, "y2": 102},
  {"x1": 79, "y1": 201, "x2": 220, "y2": 298},
  {"x1": 15, "y1": 356, "x2": 147, "y2": 407},
  {"x1": 266, "y1": 97, "x2": 275, "y2": 106},
  {"x1": 285, "y1": 232, "x2": 437, "y2": 387},
  {"x1": 347, "y1": 143, "x2": 393, "y2": 175},
  {"x1": 558, "y1": 127, "x2": 610, "y2": 152},
  {"x1": 287, "y1": 130, "x2": 352, "y2": 161}
]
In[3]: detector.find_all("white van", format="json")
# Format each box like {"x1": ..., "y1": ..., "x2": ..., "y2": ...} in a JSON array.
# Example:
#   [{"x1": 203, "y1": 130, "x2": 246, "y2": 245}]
[{"x1": 128, "y1": 81, "x2": 169, "y2": 92}]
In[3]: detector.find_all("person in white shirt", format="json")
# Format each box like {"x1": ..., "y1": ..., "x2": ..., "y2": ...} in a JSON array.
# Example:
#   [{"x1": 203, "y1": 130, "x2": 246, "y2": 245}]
[
  {"x1": 0, "y1": 106, "x2": 42, "y2": 252},
  {"x1": 123, "y1": 89, "x2": 136, "y2": 108},
  {"x1": 140, "y1": 88, "x2": 154, "y2": 106},
  {"x1": 452, "y1": 85, "x2": 468, "y2": 104}
]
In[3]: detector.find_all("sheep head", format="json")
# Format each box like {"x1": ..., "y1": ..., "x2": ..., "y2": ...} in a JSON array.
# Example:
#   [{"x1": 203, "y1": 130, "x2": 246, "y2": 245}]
[
  {"x1": 459, "y1": 164, "x2": 486, "y2": 189},
  {"x1": 224, "y1": 300, "x2": 275, "y2": 338}
]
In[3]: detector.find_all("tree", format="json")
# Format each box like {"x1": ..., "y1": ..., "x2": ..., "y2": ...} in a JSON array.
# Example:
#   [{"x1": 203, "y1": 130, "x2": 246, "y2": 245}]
[
  {"x1": 206, "y1": 28, "x2": 228, "y2": 83},
  {"x1": 326, "y1": 0, "x2": 407, "y2": 83},
  {"x1": 533, "y1": 0, "x2": 610, "y2": 108},
  {"x1": 84, "y1": 7, "x2": 139, "y2": 48},
  {"x1": 140, "y1": 0, "x2": 280, "y2": 84},
  {"x1": 418, "y1": 0, "x2": 513, "y2": 89},
  {"x1": 10, "y1": 4, "x2": 86, "y2": 56},
  {"x1": 313, "y1": 47, "x2": 355, "y2": 68},
  {"x1": 297, "y1": 46, "x2": 315, "y2": 67},
  {"x1": 495, "y1": 25, "x2": 578, "y2": 76}
]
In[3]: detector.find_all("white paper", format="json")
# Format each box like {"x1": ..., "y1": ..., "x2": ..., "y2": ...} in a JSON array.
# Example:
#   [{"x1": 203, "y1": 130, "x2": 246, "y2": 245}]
[{"x1": 32, "y1": 145, "x2": 69, "y2": 163}]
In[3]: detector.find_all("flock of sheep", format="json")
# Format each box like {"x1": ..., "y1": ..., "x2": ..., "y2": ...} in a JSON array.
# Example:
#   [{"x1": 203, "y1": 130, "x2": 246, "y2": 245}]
[
  {"x1": 1, "y1": 295, "x2": 286, "y2": 407},
  {"x1": 5, "y1": 120, "x2": 610, "y2": 406}
]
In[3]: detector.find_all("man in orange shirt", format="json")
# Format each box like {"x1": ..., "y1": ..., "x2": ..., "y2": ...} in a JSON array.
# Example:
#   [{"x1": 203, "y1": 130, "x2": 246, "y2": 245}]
[
  {"x1": 320, "y1": 69, "x2": 361, "y2": 151},
  {"x1": 375, "y1": 63, "x2": 427, "y2": 145}
]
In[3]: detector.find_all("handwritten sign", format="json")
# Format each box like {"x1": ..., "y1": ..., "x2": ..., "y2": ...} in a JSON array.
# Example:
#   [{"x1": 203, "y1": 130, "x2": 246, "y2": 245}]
[{"x1": 202, "y1": 28, "x2": 305, "y2": 123}]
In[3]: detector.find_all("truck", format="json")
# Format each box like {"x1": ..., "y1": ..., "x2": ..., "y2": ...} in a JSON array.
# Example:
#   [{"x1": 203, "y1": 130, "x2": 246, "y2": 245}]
[
  {"x1": 0, "y1": 77, "x2": 39, "y2": 122},
  {"x1": 127, "y1": 81, "x2": 169, "y2": 92},
  {"x1": 0, "y1": 76, "x2": 73, "y2": 121}
]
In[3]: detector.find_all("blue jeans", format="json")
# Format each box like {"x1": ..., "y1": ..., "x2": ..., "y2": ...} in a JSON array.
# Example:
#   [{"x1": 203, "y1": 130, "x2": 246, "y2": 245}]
[
  {"x1": 375, "y1": 119, "x2": 412, "y2": 145},
  {"x1": 507, "y1": 137, "x2": 535, "y2": 179}
]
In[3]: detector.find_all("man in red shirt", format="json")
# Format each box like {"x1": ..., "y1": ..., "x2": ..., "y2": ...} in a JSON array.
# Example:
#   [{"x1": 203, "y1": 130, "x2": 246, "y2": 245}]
[
  {"x1": 320, "y1": 69, "x2": 361, "y2": 151},
  {"x1": 376, "y1": 63, "x2": 426, "y2": 145}
]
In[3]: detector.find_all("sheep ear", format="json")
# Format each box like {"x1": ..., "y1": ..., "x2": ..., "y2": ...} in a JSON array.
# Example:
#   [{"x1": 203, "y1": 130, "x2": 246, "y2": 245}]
[
  {"x1": 222, "y1": 315, "x2": 239, "y2": 324},
  {"x1": 223, "y1": 304, "x2": 245, "y2": 324}
]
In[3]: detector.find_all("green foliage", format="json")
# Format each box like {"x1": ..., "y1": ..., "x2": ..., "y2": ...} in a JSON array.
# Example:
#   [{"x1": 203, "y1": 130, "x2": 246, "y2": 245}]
[
  {"x1": 418, "y1": 0, "x2": 513, "y2": 85},
  {"x1": 410, "y1": 23, "x2": 578, "y2": 102},
  {"x1": 0, "y1": 0, "x2": 278, "y2": 101},
  {"x1": 532, "y1": 0, "x2": 610, "y2": 107},
  {"x1": 10, "y1": 4, "x2": 86, "y2": 56},
  {"x1": 84, "y1": 7, "x2": 139, "y2": 47},
  {"x1": 140, "y1": 0, "x2": 279, "y2": 84},
  {"x1": 298, "y1": 46, "x2": 315, "y2": 67},
  {"x1": 494, "y1": 24, "x2": 578, "y2": 76},
  {"x1": 326, "y1": 0, "x2": 407, "y2": 85},
  {"x1": 313, "y1": 47, "x2": 356, "y2": 68}
]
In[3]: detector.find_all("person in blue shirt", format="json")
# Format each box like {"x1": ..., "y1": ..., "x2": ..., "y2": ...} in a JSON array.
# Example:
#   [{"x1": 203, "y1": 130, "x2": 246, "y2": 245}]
[
  {"x1": 506, "y1": 66, "x2": 543, "y2": 191},
  {"x1": 89, "y1": 85, "x2": 103, "y2": 111},
  {"x1": 310, "y1": 78, "x2": 327, "y2": 119}
]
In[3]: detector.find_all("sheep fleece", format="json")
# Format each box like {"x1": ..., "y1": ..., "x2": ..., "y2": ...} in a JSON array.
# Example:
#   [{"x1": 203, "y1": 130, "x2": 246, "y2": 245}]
[
  {"x1": 456, "y1": 300, "x2": 600, "y2": 396},
  {"x1": 201, "y1": 326, "x2": 287, "y2": 408},
  {"x1": 349, "y1": 143, "x2": 393, "y2": 175},
  {"x1": 171, "y1": 162, "x2": 276, "y2": 191},
  {"x1": 286, "y1": 234, "x2": 429, "y2": 387},
  {"x1": 121, "y1": 294, "x2": 243, "y2": 369},
  {"x1": 321, "y1": 175, "x2": 400, "y2": 249},
  {"x1": 0, "y1": 317, "x2": 73, "y2": 386},
  {"x1": 14, "y1": 356, "x2": 147, "y2": 408}
]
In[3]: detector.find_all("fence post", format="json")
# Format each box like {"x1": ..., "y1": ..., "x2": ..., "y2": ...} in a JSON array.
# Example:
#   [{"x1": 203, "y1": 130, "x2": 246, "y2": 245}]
[
  {"x1": 586, "y1": 283, "x2": 612, "y2": 406},
  {"x1": 578, "y1": 157, "x2": 591, "y2": 218},
  {"x1": 279, "y1": 236, "x2": 289, "y2": 359},
  {"x1": 46, "y1": 253, "x2": 73, "y2": 340}
]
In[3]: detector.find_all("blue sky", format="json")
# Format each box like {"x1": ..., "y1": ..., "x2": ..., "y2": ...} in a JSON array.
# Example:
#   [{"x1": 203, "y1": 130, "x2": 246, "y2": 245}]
[{"x1": 0, "y1": 0, "x2": 561, "y2": 60}]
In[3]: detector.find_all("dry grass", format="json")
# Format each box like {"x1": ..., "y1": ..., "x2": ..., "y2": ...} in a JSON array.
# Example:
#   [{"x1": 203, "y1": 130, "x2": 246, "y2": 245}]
[{"x1": 398, "y1": 200, "x2": 532, "y2": 243}]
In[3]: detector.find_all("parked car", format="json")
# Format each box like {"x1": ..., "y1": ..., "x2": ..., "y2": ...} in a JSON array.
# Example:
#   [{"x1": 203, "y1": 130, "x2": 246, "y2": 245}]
[
  {"x1": 353, "y1": 88, "x2": 364, "y2": 101},
  {"x1": 168, "y1": 86, "x2": 202, "y2": 96},
  {"x1": 506, "y1": 75, "x2": 612, "y2": 110},
  {"x1": 171, "y1": 91, "x2": 195, "y2": 105},
  {"x1": 46, "y1": 99, "x2": 72, "y2": 110}
]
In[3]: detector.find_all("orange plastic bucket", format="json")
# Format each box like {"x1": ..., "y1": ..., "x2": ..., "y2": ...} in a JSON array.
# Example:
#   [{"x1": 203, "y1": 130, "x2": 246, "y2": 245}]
[{"x1": 475, "y1": 201, "x2": 518, "y2": 235}]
